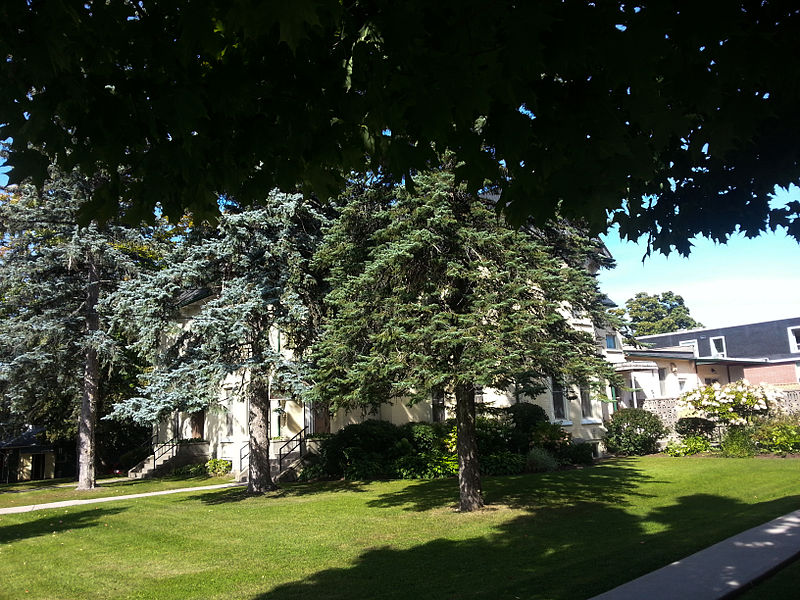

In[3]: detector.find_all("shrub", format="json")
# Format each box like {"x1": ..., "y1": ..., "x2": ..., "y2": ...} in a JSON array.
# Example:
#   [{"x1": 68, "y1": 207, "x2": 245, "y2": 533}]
[
  {"x1": 526, "y1": 447, "x2": 559, "y2": 472},
  {"x1": 753, "y1": 416, "x2": 800, "y2": 455},
  {"x1": 674, "y1": 417, "x2": 716, "y2": 440},
  {"x1": 677, "y1": 380, "x2": 782, "y2": 425},
  {"x1": 475, "y1": 417, "x2": 512, "y2": 456},
  {"x1": 480, "y1": 451, "x2": 526, "y2": 476},
  {"x1": 395, "y1": 451, "x2": 458, "y2": 479},
  {"x1": 505, "y1": 403, "x2": 550, "y2": 453},
  {"x1": 720, "y1": 426, "x2": 758, "y2": 458},
  {"x1": 530, "y1": 421, "x2": 572, "y2": 454},
  {"x1": 316, "y1": 420, "x2": 407, "y2": 479},
  {"x1": 556, "y1": 442, "x2": 595, "y2": 466},
  {"x1": 665, "y1": 435, "x2": 712, "y2": 457},
  {"x1": 171, "y1": 463, "x2": 207, "y2": 477},
  {"x1": 604, "y1": 408, "x2": 667, "y2": 455},
  {"x1": 206, "y1": 458, "x2": 232, "y2": 476}
]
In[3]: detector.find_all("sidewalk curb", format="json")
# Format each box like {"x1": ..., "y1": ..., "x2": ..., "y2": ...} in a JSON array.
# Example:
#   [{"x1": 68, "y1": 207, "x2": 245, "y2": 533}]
[
  {"x1": 590, "y1": 509, "x2": 800, "y2": 599},
  {"x1": 0, "y1": 482, "x2": 245, "y2": 515}
]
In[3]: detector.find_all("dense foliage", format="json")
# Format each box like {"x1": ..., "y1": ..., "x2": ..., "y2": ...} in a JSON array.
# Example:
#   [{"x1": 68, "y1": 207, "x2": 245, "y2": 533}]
[
  {"x1": 623, "y1": 291, "x2": 703, "y2": 337},
  {"x1": 3, "y1": 3, "x2": 800, "y2": 252},
  {"x1": 305, "y1": 412, "x2": 594, "y2": 482},
  {"x1": 0, "y1": 170, "x2": 163, "y2": 487},
  {"x1": 603, "y1": 408, "x2": 667, "y2": 455},
  {"x1": 106, "y1": 193, "x2": 327, "y2": 492},
  {"x1": 310, "y1": 167, "x2": 615, "y2": 510}
]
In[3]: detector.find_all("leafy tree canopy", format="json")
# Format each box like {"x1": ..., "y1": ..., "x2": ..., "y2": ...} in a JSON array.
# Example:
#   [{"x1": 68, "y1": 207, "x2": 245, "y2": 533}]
[
  {"x1": 0, "y1": 170, "x2": 164, "y2": 482},
  {"x1": 2, "y1": 1, "x2": 800, "y2": 253},
  {"x1": 624, "y1": 291, "x2": 703, "y2": 337},
  {"x1": 310, "y1": 165, "x2": 616, "y2": 509}
]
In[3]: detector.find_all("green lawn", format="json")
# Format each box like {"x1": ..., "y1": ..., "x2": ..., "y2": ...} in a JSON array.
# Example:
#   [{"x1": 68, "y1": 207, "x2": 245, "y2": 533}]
[
  {"x1": 0, "y1": 475, "x2": 235, "y2": 509},
  {"x1": 0, "y1": 456, "x2": 798, "y2": 600}
]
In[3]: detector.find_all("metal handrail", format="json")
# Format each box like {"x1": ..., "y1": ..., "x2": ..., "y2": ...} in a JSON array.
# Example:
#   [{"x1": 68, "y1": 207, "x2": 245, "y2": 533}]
[
  {"x1": 278, "y1": 428, "x2": 306, "y2": 472},
  {"x1": 153, "y1": 437, "x2": 178, "y2": 467}
]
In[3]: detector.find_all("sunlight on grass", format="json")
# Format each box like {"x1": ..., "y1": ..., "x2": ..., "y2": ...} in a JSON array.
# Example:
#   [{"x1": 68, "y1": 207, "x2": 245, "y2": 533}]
[
  {"x1": 0, "y1": 475, "x2": 235, "y2": 509},
  {"x1": 0, "y1": 457, "x2": 798, "y2": 600}
]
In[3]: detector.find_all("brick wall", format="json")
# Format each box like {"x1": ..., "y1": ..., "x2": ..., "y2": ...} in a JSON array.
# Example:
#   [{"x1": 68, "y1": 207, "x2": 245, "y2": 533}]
[{"x1": 742, "y1": 363, "x2": 798, "y2": 385}]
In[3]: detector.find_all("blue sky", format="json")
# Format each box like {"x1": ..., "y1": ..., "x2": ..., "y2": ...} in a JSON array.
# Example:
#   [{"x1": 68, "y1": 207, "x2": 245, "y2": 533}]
[{"x1": 599, "y1": 187, "x2": 800, "y2": 328}]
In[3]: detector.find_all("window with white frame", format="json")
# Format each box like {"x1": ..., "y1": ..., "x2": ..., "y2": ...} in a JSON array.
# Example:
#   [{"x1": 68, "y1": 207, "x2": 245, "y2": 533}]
[
  {"x1": 710, "y1": 336, "x2": 726, "y2": 358},
  {"x1": 605, "y1": 334, "x2": 617, "y2": 350},
  {"x1": 679, "y1": 339, "x2": 698, "y2": 357},
  {"x1": 552, "y1": 380, "x2": 568, "y2": 421},
  {"x1": 788, "y1": 326, "x2": 800, "y2": 353}
]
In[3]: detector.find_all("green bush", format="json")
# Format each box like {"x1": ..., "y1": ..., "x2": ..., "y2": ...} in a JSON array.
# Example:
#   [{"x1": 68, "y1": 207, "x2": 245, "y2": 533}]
[
  {"x1": 505, "y1": 403, "x2": 550, "y2": 453},
  {"x1": 480, "y1": 451, "x2": 526, "y2": 476},
  {"x1": 171, "y1": 463, "x2": 207, "y2": 477},
  {"x1": 475, "y1": 417, "x2": 512, "y2": 456},
  {"x1": 316, "y1": 420, "x2": 407, "y2": 479},
  {"x1": 604, "y1": 408, "x2": 667, "y2": 455},
  {"x1": 526, "y1": 447, "x2": 559, "y2": 472},
  {"x1": 556, "y1": 442, "x2": 595, "y2": 466},
  {"x1": 753, "y1": 416, "x2": 800, "y2": 455},
  {"x1": 206, "y1": 458, "x2": 232, "y2": 476},
  {"x1": 674, "y1": 417, "x2": 716, "y2": 440},
  {"x1": 720, "y1": 426, "x2": 758, "y2": 458},
  {"x1": 666, "y1": 435, "x2": 712, "y2": 457},
  {"x1": 395, "y1": 451, "x2": 458, "y2": 479},
  {"x1": 530, "y1": 421, "x2": 572, "y2": 454}
]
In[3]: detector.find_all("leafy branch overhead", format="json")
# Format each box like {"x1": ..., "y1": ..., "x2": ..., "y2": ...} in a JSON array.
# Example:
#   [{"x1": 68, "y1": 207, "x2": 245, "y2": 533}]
[{"x1": 2, "y1": 2, "x2": 800, "y2": 252}]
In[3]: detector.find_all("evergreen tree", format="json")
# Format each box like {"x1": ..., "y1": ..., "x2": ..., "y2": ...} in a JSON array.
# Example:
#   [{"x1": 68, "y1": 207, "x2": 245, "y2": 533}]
[
  {"x1": 625, "y1": 291, "x2": 703, "y2": 337},
  {"x1": 0, "y1": 170, "x2": 164, "y2": 488},
  {"x1": 310, "y1": 167, "x2": 616, "y2": 511},
  {"x1": 107, "y1": 194, "x2": 327, "y2": 493}
]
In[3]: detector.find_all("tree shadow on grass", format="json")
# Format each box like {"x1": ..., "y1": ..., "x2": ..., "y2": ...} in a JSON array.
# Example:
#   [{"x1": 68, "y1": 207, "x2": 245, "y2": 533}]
[
  {"x1": 0, "y1": 506, "x2": 128, "y2": 544},
  {"x1": 246, "y1": 482, "x2": 800, "y2": 599},
  {"x1": 368, "y1": 457, "x2": 661, "y2": 512},
  {"x1": 186, "y1": 479, "x2": 371, "y2": 505}
]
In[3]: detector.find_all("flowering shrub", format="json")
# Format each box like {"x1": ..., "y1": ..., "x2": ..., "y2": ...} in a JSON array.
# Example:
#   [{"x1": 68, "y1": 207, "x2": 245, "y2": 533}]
[{"x1": 676, "y1": 380, "x2": 783, "y2": 425}]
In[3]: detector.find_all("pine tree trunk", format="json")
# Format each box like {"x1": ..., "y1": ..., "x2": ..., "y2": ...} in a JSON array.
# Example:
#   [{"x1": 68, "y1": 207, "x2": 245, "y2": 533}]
[
  {"x1": 77, "y1": 258, "x2": 99, "y2": 490},
  {"x1": 248, "y1": 375, "x2": 277, "y2": 493},
  {"x1": 455, "y1": 382, "x2": 483, "y2": 511}
]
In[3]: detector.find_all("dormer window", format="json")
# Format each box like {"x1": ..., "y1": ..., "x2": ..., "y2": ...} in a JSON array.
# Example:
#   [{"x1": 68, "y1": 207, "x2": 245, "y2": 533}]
[{"x1": 710, "y1": 336, "x2": 726, "y2": 358}]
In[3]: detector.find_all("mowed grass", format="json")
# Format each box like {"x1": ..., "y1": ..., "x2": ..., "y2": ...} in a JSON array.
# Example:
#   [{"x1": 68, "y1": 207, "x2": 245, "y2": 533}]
[
  {"x1": 0, "y1": 475, "x2": 235, "y2": 509},
  {"x1": 0, "y1": 456, "x2": 798, "y2": 600}
]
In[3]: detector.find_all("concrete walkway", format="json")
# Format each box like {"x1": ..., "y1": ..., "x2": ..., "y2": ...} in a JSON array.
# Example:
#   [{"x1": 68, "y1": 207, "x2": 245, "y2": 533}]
[
  {"x1": 0, "y1": 482, "x2": 245, "y2": 515},
  {"x1": 591, "y1": 509, "x2": 800, "y2": 599}
]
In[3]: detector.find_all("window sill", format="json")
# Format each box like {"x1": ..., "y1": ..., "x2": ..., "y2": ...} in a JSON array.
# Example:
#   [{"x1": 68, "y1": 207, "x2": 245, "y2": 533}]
[
  {"x1": 581, "y1": 418, "x2": 603, "y2": 425},
  {"x1": 554, "y1": 419, "x2": 573, "y2": 426}
]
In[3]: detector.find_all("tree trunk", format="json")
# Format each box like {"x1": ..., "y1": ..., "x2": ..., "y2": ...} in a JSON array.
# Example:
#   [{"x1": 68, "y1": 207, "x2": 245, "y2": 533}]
[
  {"x1": 248, "y1": 375, "x2": 277, "y2": 493},
  {"x1": 455, "y1": 382, "x2": 483, "y2": 511},
  {"x1": 77, "y1": 258, "x2": 99, "y2": 490}
]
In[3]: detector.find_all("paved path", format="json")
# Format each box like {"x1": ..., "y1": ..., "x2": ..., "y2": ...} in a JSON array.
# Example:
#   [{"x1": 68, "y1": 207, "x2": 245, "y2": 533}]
[
  {"x1": 590, "y1": 509, "x2": 800, "y2": 599},
  {"x1": 0, "y1": 482, "x2": 245, "y2": 515}
]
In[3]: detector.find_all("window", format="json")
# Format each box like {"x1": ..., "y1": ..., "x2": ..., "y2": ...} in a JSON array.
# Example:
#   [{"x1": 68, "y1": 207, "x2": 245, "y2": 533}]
[
  {"x1": 658, "y1": 368, "x2": 667, "y2": 396},
  {"x1": 678, "y1": 378, "x2": 688, "y2": 392},
  {"x1": 679, "y1": 339, "x2": 698, "y2": 357},
  {"x1": 226, "y1": 412, "x2": 234, "y2": 438},
  {"x1": 789, "y1": 327, "x2": 800, "y2": 353},
  {"x1": 552, "y1": 381, "x2": 568, "y2": 421},
  {"x1": 432, "y1": 389, "x2": 445, "y2": 423},
  {"x1": 710, "y1": 336, "x2": 726, "y2": 358},
  {"x1": 605, "y1": 334, "x2": 617, "y2": 350},
  {"x1": 580, "y1": 388, "x2": 592, "y2": 418}
]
